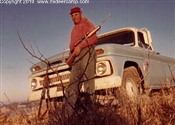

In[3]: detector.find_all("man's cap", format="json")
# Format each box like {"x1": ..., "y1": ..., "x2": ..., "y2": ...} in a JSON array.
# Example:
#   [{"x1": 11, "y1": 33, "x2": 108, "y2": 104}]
[{"x1": 70, "y1": 7, "x2": 81, "y2": 14}]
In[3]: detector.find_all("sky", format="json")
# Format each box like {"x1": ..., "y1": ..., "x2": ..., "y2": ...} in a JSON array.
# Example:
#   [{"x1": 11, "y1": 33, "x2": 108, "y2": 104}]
[{"x1": 0, "y1": 0, "x2": 175, "y2": 104}]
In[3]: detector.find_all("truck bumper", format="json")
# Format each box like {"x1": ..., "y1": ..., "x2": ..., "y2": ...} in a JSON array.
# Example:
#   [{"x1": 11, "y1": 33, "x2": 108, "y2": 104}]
[{"x1": 28, "y1": 75, "x2": 121, "y2": 102}]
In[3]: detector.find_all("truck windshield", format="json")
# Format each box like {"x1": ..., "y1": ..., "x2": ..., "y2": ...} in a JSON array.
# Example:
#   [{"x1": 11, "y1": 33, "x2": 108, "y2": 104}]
[{"x1": 96, "y1": 31, "x2": 135, "y2": 46}]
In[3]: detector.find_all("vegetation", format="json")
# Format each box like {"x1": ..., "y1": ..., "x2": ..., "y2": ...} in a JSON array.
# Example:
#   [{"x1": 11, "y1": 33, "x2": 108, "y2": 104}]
[{"x1": 1, "y1": 85, "x2": 175, "y2": 125}]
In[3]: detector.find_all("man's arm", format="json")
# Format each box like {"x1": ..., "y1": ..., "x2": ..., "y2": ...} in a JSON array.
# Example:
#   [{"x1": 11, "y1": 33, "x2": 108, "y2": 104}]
[
  {"x1": 78, "y1": 21, "x2": 97, "y2": 50},
  {"x1": 66, "y1": 25, "x2": 100, "y2": 67}
]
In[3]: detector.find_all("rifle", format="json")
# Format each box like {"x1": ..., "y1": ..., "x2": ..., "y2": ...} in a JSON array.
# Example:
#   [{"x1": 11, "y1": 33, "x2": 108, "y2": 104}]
[{"x1": 66, "y1": 13, "x2": 112, "y2": 67}]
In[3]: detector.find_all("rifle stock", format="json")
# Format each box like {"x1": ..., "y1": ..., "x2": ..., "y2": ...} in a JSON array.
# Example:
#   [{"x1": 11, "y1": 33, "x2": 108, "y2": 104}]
[{"x1": 66, "y1": 51, "x2": 76, "y2": 67}]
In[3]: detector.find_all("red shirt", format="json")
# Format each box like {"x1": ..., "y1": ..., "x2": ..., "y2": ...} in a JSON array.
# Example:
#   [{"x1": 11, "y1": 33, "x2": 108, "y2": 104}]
[{"x1": 69, "y1": 17, "x2": 97, "y2": 52}]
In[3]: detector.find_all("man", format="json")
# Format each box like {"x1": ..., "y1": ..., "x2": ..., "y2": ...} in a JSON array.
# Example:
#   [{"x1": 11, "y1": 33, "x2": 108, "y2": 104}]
[{"x1": 62, "y1": 7, "x2": 97, "y2": 120}]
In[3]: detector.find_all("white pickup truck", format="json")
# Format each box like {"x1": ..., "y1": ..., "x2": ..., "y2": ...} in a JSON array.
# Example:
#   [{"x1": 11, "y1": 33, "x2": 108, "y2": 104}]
[{"x1": 28, "y1": 27, "x2": 175, "y2": 102}]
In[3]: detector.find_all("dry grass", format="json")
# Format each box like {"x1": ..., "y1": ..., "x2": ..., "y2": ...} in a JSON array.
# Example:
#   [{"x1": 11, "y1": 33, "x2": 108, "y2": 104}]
[{"x1": 1, "y1": 86, "x2": 175, "y2": 125}]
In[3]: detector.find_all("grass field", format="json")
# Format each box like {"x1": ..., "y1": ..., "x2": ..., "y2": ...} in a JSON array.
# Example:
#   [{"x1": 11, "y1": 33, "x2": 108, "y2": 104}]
[{"x1": 1, "y1": 86, "x2": 175, "y2": 125}]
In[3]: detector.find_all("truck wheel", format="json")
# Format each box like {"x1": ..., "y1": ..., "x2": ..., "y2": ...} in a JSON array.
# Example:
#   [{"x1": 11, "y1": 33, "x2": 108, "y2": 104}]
[{"x1": 122, "y1": 66, "x2": 141, "y2": 101}]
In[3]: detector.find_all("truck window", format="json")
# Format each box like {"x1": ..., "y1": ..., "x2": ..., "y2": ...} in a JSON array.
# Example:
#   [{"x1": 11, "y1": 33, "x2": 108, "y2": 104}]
[
  {"x1": 96, "y1": 31, "x2": 135, "y2": 46},
  {"x1": 138, "y1": 32, "x2": 150, "y2": 49}
]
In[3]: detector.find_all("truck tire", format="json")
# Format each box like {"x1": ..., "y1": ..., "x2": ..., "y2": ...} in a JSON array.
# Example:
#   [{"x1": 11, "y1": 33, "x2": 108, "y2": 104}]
[{"x1": 122, "y1": 66, "x2": 141, "y2": 101}]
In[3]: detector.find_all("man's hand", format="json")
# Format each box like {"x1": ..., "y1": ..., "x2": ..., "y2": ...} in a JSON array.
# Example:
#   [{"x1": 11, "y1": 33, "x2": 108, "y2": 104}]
[{"x1": 74, "y1": 46, "x2": 81, "y2": 56}]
